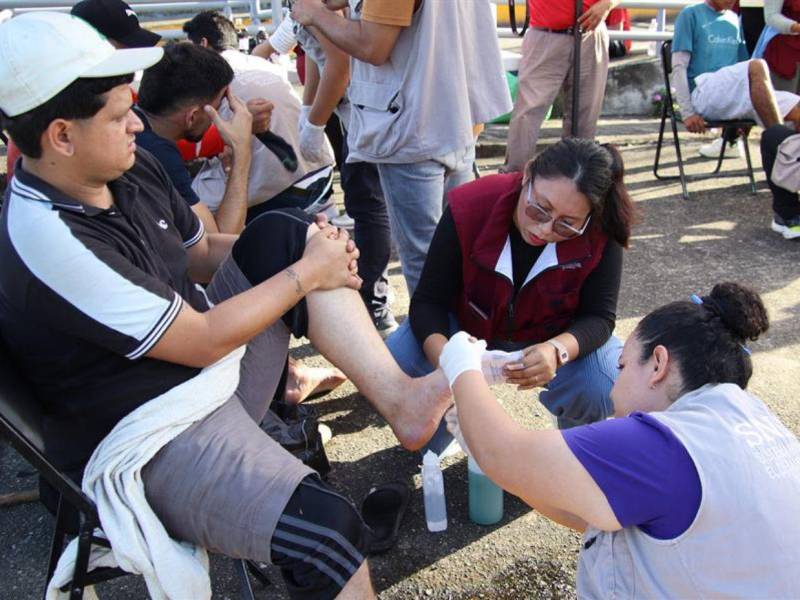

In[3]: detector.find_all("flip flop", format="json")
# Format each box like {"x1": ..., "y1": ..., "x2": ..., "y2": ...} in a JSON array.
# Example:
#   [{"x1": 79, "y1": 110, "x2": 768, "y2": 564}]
[{"x1": 360, "y1": 482, "x2": 410, "y2": 554}]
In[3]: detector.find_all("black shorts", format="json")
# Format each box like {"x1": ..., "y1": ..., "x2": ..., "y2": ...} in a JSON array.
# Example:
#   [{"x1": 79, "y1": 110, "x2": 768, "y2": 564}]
[
  {"x1": 232, "y1": 208, "x2": 314, "y2": 337},
  {"x1": 272, "y1": 475, "x2": 369, "y2": 600}
]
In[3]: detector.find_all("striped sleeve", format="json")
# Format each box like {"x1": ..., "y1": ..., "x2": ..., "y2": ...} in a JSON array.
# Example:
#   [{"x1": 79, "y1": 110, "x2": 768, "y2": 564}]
[{"x1": 8, "y1": 193, "x2": 184, "y2": 360}]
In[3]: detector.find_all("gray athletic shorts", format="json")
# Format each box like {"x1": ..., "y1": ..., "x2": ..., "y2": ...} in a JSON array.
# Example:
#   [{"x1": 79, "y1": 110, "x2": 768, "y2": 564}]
[{"x1": 142, "y1": 209, "x2": 368, "y2": 599}]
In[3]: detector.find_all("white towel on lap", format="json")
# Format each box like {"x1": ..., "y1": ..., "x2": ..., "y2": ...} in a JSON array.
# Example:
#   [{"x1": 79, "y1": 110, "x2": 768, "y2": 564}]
[{"x1": 47, "y1": 346, "x2": 246, "y2": 600}]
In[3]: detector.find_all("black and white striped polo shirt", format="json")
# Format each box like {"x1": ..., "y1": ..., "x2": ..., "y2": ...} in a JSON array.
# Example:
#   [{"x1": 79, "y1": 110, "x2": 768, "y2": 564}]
[{"x1": 0, "y1": 150, "x2": 208, "y2": 472}]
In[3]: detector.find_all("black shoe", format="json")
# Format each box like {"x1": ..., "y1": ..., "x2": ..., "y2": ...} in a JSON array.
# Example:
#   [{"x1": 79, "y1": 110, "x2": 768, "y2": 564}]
[{"x1": 373, "y1": 310, "x2": 399, "y2": 339}]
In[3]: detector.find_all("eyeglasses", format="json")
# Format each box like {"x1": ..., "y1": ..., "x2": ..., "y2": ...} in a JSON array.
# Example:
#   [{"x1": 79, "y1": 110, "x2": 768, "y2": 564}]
[{"x1": 523, "y1": 182, "x2": 592, "y2": 239}]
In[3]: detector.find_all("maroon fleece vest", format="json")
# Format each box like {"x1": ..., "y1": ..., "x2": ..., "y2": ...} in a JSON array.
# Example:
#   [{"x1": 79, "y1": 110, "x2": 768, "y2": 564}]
[{"x1": 449, "y1": 172, "x2": 608, "y2": 346}]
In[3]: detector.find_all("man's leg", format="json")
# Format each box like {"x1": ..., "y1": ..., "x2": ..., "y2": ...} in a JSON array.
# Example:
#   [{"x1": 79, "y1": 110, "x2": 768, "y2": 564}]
[
  {"x1": 143, "y1": 401, "x2": 372, "y2": 598},
  {"x1": 340, "y1": 134, "x2": 394, "y2": 334},
  {"x1": 562, "y1": 25, "x2": 610, "y2": 140},
  {"x1": 376, "y1": 160, "x2": 446, "y2": 297},
  {"x1": 146, "y1": 212, "x2": 375, "y2": 597},
  {"x1": 504, "y1": 30, "x2": 572, "y2": 172},
  {"x1": 232, "y1": 209, "x2": 346, "y2": 407},
  {"x1": 304, "y1": 285, "x2": 451, "y2": 450},
  {"x1": 761, "y1": 124, "x2": 800, "y2": 236},
  {"x1": 749, "y1": 59, "x2": 784, "y2": 128},
  {"x1": 232, "y1": 206, "x2": 452, "y2": 448}
]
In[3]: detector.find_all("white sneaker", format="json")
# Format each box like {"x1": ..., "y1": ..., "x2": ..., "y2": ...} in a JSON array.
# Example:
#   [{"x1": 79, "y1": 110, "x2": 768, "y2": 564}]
[
  {"x1": 331, "y1": 211, "x2": 355, "y2": 228},
  {"x1": 698, "y1": 136, "x2": 745, "y2": 159}
]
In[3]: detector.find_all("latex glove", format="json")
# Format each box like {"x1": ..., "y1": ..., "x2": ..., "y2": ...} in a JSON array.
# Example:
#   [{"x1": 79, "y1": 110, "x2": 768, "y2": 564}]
[
  {"x1": 299, "y1": 120, "x2": 328, "y2": 163},
  {"x1": 439, "y1": 331, "x2": 487, "y2": 389},
  {"x1": 299, "y1": 105, "x2": 312, "y2": 128},
  {"x1": 444, "y1": 406, "x2": 471, "y2": 456}
]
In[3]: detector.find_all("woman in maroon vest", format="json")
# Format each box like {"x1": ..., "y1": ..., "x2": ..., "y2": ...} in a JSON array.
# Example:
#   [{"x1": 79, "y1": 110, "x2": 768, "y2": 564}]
[
  {"x1": 386, "y1": 138, "x2": 634, "y2": 448},
  {"x1": 764, "y1": 0, "x2": 800, "y2": 93}
]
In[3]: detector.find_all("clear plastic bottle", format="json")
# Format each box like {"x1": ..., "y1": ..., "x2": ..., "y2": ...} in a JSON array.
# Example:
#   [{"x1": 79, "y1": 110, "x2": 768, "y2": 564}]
[
  {"x1": 421, "y1": 450, "x2": 447, "y2": 532},
  {"x1": 468, "y1": 456, "x2": 504, "y2": 525}
]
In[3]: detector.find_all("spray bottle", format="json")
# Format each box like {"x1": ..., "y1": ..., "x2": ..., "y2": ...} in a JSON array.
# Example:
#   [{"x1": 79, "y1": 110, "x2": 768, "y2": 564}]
[{"x1": 421, "y1": 450, "x2": 447, "y2": 532}]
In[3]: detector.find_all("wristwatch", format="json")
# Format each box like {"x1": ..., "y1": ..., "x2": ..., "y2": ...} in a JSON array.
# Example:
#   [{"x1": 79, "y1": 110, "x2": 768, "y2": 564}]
[{"x1": 546, "y1": 339, "x2": 570, "y2": 367}]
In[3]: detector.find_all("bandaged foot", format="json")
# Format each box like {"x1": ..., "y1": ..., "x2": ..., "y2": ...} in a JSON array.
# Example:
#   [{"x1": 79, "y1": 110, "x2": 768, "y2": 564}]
[{"x1": 481, "y1": 349, "x2": 525, "y2": 385}]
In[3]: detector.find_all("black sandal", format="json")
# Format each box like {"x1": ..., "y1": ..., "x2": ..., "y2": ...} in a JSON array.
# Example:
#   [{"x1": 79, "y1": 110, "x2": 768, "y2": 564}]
[{"x1": 360, "y1": 481, "x2": 410, "y2": 554}]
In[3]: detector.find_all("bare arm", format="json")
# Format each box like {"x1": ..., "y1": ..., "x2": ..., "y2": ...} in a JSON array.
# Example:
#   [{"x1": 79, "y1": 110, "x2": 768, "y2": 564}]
[
  {"x1": 453, "y1": 370, "x2": 622, "y2": 532},
  {"x1": 148, "y1": 225, "x2": 361, "y2": 367},
  {"x1": 307, "y1": 26, "x2": 351, "y2": 126},
  {"x1": 201, "y1": 89, "x2": 254, "y2": 234},
  {"x1": 303, "y1": 57, "x2": 321, "y2": 107},
  {"x1": 253, "y1": 16, "x2": 297, "y2": 60},
  {"x1": 422, "y1": 333, "x2": 448, "y2": 368},
  {"x1": 292, "y1": 0, "x2": 403, "y2": 65},
  {"x1": 185, "y1": 231, "x2": 238, "y2": 283},
  {"x1": 578, "y1": 0, "x2": 621, "y2": 31}
]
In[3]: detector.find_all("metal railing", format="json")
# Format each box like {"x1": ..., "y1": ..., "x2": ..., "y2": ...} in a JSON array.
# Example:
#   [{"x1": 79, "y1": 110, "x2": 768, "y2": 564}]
[
  {"x1": 1, "y1": 0, "x2": 695, "y2": 43},
  {"x1": 0, "y1": 0, "x2": 286, "y2": 38}
]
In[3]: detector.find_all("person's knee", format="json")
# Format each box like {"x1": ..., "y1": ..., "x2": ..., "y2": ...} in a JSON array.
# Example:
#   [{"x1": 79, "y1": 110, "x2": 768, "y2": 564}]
[
  {"x1": 762, "y1": 124, "x2": 794, "y2": 154},
  {"x1": 541, "y1": 347, "x2": 618, "y2": 427},
  {"x1": 232, "y1": 209, "x2": 313, "y2": 285},
  {"x1": 272, "y1": 476, "x2": 369, "y2": 599}
]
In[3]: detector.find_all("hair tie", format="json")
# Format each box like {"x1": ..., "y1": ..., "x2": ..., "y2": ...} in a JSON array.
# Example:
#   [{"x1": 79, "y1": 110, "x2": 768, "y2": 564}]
[
  {"x1": 699, "y1": 295, "x2": 724, "y2": 318},
  {"x1": 689, "y1": 294, "x2": 751, "y2": 356}
]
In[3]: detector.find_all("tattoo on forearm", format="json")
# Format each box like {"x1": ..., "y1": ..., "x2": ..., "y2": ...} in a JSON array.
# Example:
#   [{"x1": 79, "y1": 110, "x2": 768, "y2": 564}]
[{"x1": 285, "y1": 267, "x2": 305, "y2": 295}]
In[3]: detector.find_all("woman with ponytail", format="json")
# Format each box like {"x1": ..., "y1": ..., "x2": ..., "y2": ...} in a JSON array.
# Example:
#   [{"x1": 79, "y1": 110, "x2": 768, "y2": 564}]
[
  {"x1": 441, "y1": 282, "x2": 800, "y2": 596},
  {"x1": 387, "y1": 138, "x2": 635, "y2": 445}
]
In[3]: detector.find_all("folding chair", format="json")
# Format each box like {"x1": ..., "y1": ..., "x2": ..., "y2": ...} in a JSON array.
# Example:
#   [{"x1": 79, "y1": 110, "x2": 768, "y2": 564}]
[
  {"x1": 653, "y1": 40, "x2": 757, "y2": 200},
  {"x1": 0, "y1": 341, "x2": 270, "y2": 600}
]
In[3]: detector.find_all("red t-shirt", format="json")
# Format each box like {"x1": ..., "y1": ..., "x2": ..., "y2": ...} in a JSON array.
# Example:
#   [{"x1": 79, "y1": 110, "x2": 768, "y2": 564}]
[{"x1": 529, "y1": 0, "x2": 592, "y2": 30}]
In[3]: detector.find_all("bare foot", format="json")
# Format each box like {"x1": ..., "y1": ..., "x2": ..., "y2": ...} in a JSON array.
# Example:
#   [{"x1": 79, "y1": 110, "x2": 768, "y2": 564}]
[
  {"x1": 284, "y1": 358, "x2": 347, "y2": 405},
  {"x1": 388, "y1": 369, "x2": 453, "y2": 451}
]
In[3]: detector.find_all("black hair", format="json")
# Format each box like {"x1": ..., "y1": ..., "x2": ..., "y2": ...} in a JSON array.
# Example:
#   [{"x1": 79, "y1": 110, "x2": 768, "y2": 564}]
[
  {"x1": 0, "y1": 74, "x2": 134, "y2": 159},
  {"x1": 635, "y1": 282, "x2": 769, "y2": 393},
  {"x1": 182, "y1": 10, "x2": 239, "y2": 52},
  {"x1": 525, "y1": 138, "x2": 636, "y2": 247},
  {"x1": 137, "y1": 41, "x2": 233, "y2": 115}
]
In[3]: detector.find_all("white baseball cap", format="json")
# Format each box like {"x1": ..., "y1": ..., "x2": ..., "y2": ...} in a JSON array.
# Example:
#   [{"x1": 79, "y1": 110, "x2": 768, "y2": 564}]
[{"x1": 0, "y1": 12, "x2": 163, "y2": 117}]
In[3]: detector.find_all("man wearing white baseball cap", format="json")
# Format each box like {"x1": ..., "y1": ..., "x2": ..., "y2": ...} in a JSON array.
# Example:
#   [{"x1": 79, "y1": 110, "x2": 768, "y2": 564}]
[{"x1": 0, "y1": 11, "x2": 451, "y2": 600}]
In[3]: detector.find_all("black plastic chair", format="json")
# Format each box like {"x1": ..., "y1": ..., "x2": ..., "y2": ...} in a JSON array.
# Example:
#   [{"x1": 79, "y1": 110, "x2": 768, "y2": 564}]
[
  {"x1": 0, "y1": 341, "x2": 270, "y2": 599},
  {"x1": 654, "y1": 40, "x2": 757, "y2": 200}
]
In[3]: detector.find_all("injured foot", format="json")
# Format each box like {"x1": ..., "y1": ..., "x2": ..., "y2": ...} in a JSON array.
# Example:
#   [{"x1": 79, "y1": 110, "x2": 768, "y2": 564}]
[
  {"x1": 284, "y1": 358, "x2": 347, "y2": 405},
  {"x1": 388, "y1": 369, "x2": 453, "y2": 451}
]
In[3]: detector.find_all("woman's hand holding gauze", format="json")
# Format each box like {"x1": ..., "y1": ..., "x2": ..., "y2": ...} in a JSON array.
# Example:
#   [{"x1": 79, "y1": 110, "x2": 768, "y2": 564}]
[{"x1": 439, "y1": 331, "x2": 487, "y2": 389}]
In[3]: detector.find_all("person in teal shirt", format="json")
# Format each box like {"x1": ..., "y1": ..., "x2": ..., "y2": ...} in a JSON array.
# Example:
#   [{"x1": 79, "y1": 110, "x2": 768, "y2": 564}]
[{"x1": 670, "y1": 0, "x2": 800, "y2": 136}]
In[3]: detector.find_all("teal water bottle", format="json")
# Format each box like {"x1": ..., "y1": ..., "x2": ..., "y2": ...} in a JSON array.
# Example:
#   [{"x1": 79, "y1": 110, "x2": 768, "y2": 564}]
[{"x1": 468, "y1": 456, "x2": 503, "y2": 525}]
